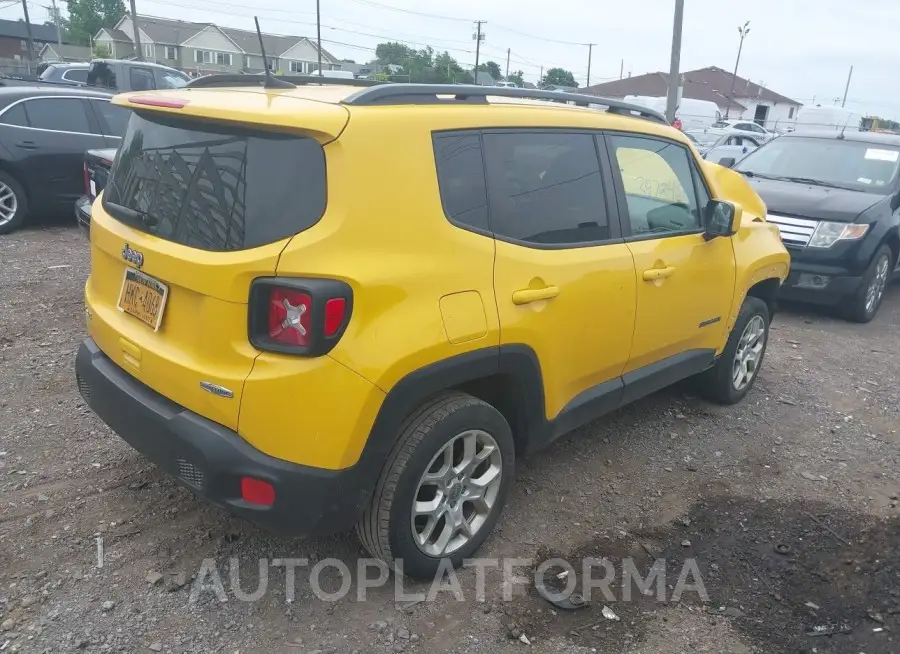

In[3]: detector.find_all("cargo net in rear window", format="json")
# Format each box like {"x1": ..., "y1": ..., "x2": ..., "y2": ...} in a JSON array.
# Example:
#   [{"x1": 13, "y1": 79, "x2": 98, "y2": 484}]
[{"x1": 104, "y1": 112, "x2": 327, "y2": 252}]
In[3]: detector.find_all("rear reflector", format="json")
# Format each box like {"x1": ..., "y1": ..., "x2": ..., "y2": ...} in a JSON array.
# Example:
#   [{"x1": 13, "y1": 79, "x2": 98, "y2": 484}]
[
  {"x1": 240, "y1": 477, "x2": 275, "y2": 506},
  {"x1": 324, "y1": 297, "x2": 347, "y2": 336},
  {"x1": 128, "y1": 96, "x2": 189, "y2": 108}
]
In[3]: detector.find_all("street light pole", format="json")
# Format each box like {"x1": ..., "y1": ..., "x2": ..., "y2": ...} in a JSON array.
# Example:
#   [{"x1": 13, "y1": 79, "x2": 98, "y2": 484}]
[
  {"x1": 316, "y1": 0, "x2": 323, "y2": 76},
  {"x1": 665, "y1": 0, "x2": 684, "y2": 123},
  {"x1": 725, "y1": 21, "x2": 751, "y2": 119}
]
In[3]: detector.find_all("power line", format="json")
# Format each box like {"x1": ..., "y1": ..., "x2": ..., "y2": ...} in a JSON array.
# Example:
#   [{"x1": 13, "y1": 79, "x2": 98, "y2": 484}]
[
  {"x1": 341, "y1": 0, "x2": 470, "y2": 23},
  {"x1": 489, "y1": 22, "x2": 589, "y2": 47}
]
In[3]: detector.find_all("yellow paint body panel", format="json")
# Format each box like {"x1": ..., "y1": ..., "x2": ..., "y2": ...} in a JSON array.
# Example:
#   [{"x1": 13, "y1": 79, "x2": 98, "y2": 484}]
[{"x1": 85, "y1": 87, "x2": 789, "y2": 472}]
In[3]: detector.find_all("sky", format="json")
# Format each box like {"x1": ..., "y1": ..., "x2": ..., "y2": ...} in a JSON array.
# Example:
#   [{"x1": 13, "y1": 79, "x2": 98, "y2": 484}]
[{"x1": 3, "y1": 0, "x2": 900, "y2": 119}]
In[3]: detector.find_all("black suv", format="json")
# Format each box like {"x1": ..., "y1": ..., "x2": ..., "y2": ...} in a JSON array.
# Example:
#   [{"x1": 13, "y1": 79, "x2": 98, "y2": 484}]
[{"x1": 732, "y1": 131, "x2": 900, "y2": 322}]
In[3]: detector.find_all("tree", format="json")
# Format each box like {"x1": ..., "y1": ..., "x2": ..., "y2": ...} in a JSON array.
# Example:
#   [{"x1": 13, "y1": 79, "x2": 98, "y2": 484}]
[
  {"x1": 63, "y1": 0, "x2": 127, "y2": 46},
  {"x1": 92, "y1": 43, "x2": 111, "y2": 58},
  {"x1": 507, "y1": 69, "x2": 525, "y2": 87},
  {"x1": 476, "y1": 60, "x2": 502, "y2": 81},
  {"x1": 375, "y1": 41, "x2": 472, "y2": 84},
  {"x1": 542, "y1": 67, "x2": 578, "y2": 88}
]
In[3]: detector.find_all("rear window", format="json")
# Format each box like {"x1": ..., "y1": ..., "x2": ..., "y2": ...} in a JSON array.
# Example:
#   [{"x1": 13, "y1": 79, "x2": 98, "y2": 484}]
[
  {"x1": 103, "y1": 112, "x2": 326, "y2": 251},
  {"x1": 87, "y1": 62, "x2": 116, "y2": 89}
]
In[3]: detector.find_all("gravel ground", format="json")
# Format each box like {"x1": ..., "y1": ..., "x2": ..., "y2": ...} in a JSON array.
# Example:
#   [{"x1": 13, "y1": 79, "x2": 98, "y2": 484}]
[{"x1": 1, "y1": 221, "x2": 899, "y2": 654}]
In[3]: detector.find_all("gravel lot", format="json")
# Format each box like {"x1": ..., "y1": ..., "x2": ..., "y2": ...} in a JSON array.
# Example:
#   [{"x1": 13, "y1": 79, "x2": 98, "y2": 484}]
[{"x1": 1, "y1": 221, "x2": 899, "y2": 654}]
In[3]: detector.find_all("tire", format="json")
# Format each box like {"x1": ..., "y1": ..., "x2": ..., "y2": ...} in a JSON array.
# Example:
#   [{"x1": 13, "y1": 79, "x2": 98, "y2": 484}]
[
  {"x1": 0, "y1": 170, "x2": 28, "y2": 236},
  {"x1": 695, "y1": 296, "x2": 770, "y2": 405},
  {"x1": 356, "y1": 391, "x2": 515, "y2": 580},
  {"x1": 839, "y1": 245, "x2": 893, "y2": 323}
]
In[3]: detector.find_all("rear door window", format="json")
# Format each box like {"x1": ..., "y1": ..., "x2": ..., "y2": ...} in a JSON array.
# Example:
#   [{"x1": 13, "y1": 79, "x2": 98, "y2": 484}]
[
  {"x1": 103, "y1": 111, "x2": 327, "y2": 252},
  {"x1": 24, "y1": 98, "x2": 93, "y2": 133},
  {"x1": 156, "y1": 70, "x2": 189, "y2": 89},
  {"x1": 87, "y1": 62, "x2": 117, "y2": 89},
  {"x1": 482, "y1": 131, "x2": 610, "y2": 245},
  {"x1": 129, "y1": 68, "x2": 156, "y2": 91}
]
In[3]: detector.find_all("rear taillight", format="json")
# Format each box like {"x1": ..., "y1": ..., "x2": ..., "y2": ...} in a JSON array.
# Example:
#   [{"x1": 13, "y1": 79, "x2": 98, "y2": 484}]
[
  {"x1": 83, "y1": 162, "x2": 92, "y2": 198},
  {"x1": 240, "y1": 477, "x2": 275, "y2": 506},
  {"x1": 249, "y1": 278, "x2": 352, "y2": 356}
]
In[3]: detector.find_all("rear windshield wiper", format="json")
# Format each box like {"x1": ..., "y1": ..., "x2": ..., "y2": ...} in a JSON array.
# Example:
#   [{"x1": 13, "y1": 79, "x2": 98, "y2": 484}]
[{"x1": 104, "y1": 201, "x2": 161, "y2": 229}]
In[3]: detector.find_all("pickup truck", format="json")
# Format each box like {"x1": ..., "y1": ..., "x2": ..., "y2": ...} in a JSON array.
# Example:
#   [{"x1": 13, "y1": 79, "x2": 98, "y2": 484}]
[
  {"x1": 2, "y1": 59, "x2": 190, "y2": 92},
  {"x1": 76, "y1": 148, "x2": 116, "y2": 237}
]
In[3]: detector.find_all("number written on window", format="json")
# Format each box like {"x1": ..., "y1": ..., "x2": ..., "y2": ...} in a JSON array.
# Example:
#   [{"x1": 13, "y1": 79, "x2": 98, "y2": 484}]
[{"x1": 610, "y1": 134, "x2": 705, "y2": 236}]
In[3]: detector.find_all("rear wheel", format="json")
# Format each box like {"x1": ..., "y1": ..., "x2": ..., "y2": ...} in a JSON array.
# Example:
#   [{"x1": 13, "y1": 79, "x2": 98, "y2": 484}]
[
  {"x1": 840, "y1": 245, "x2": 893, "y2": 323},
  {"x1": 695, "y1": 296, "x2": 770, "y2": 405},
  {"x1": 356, "y1": 392, "x2": 515, "y2": 580},
  {"x1": 0, "y1": 171, "x2": 27, "y2": 235}
]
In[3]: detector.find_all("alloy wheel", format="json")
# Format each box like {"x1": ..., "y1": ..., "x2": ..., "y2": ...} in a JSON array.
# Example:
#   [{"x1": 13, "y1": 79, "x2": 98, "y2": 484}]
[{"x1": 410, "y1": 429, "x2": 503, "y2": 557}]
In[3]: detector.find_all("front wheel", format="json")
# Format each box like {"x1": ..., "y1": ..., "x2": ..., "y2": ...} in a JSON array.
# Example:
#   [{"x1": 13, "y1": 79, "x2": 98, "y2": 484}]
[
  {"x1": 695, "y1": 296, "x2": 770, "y2": 405},
  {"x1": 356, "y1": 392, "x2": 515, "y2": 580},
  {"x1": 840, "y1": 245, "x2": 893, "y2": 323}
]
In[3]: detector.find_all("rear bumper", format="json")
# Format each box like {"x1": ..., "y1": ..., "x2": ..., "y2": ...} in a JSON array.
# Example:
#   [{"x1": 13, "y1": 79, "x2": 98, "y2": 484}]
[
  {"x1": 75, "y1": 196, "x2": 91, "y2": 239},
  {"x1": 75, "y1": 338, "x2": 365, "y2": 535},
  {"x1": 776, "y1": 260, "x2": 862, "y2": 306}
]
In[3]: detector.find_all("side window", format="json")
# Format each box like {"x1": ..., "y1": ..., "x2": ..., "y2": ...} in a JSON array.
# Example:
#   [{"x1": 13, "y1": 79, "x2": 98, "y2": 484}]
[
  {"x1": 433, "y1": 132, "x2": 489, "y2": 231},
  {"x1": 92, "y1": 100, "x2": 131, "y2": 136},
  {"x1": 24, "y1": 98, "x2": 92, "y2": 133},
  {"x1": 750, "y1": 123, "x2": 766, "y2": 134},
  {"x1": 63, "y1": 68, "x2": 88, "y2": 83},
  {"x1": 130, "y1": 68, "x2": 156, "y2": 91},
  {"x1": 0, "y1": 102, "x2": 28, "y2": 127},
  {"x1": 156, "y1": 70, "x2": 188, "y2": 89},
  {"x1": 609, "y1": 134, "x2": 704, "y2": 236},
  {"x1": 482, "y1": 131, "x2": 609, "y2": 245}
]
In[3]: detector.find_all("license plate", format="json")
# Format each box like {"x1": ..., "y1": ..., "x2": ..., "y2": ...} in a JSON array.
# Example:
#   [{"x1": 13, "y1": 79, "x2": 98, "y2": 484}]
[{"x1": 117, "y1": 268, "x2": 168, "y2": 331}]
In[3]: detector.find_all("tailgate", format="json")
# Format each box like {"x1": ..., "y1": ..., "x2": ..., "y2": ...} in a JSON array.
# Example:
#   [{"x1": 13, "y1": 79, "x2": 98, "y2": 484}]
[{"x1": 85, "y1": 102, "x2": 340, "y2": 430}]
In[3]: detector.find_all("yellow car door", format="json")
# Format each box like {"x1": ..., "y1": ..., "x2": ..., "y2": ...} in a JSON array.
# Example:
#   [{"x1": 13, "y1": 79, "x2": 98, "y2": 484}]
[
  {"x1": 605, "y1": 132, "x2": 736, "y2": 380},
  {"x1": 483, "y1": 130, "x2": 637, "y2": 435}
]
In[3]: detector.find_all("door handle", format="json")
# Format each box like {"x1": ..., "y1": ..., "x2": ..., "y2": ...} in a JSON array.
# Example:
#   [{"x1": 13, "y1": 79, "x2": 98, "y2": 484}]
[
  {"x1": 15, "y1": 141, "x2": 38, "y2": 150},
  {"x1": 642, "y1": 266, "x2": 676, "y2": 281},
  {"x1": 512, "y1": 286, "x2": 559, "y2": 305}
]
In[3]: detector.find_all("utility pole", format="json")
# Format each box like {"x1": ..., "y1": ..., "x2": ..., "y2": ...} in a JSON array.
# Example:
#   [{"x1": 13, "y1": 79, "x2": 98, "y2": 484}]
[
  {"x1": 665, "y1": 0, "x2": 684, "y2": 123},
  {"x1": 47, "y1": 0, "x2": 62, "y2": 51},
  {"x1": 472, "y1": 20, "x2": 485, "y2": 80},
  {"x1": 539, "y1": 65, "x2": 543, "y2": 88},
  {"x1": 129, "y1": 0, "x2": 143, "y2": 61},
  {"x1": 725, "y1": 21, "x2": 751, "y2": 118},
  {"x1": 316, "y1": 0, "x2": 322, "y2": 76},
  {"x1": 20, "y1": 0, "x2": 35, "y2": 62},
  {"x1": 620, "y1": 58, "x2": 624, "y2": 80},
  {"x1": 505, "y1": 47, "x2": 510, "y2": 79},
  {"x1": 841, "y1": 65, "x2": 853, "y2": 108},
  {"x1": 586, "y1": 43, "x2": 594, "y2": 87}
]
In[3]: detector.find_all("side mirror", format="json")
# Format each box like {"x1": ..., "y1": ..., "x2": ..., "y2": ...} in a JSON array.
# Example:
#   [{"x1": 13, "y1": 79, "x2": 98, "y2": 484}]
[
  {"x1": 703, "y1": 199, "x2": 742, "y2": 240},
  {"x1": 718, "y1": 156, "x2": 737, "y2": 168}
]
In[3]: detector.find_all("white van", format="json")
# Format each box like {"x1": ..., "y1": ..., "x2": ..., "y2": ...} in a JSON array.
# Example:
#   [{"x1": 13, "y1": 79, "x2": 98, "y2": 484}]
[
  {"x1": 792, "y1": 106, "x2": 862, "y2": 133},
  {"x1": 307, "y1": 69, "x2": 355, "y2": 79},
  {"x1": 623, "y1": 95, "x2": 721, "y2": 131}
]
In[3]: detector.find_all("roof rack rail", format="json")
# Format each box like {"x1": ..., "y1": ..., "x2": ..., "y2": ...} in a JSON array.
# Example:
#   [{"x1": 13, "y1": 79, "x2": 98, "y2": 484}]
[
  {"x1": 185, "y1": 73, "x2": 382, "y2": 89},
  {"x1": 342, "y1": 84, "x2": 668, "y2": 124}
]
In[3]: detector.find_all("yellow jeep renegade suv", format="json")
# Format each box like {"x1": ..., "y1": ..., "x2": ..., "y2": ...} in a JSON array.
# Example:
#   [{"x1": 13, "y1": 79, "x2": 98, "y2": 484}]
[{"x1": 75, "y1": 78, "x2": 789, "y2": 579}]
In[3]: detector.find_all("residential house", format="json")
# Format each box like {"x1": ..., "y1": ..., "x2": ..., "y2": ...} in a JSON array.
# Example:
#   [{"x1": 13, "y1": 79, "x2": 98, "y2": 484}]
[
  {"x1": 0, "y1": 18, "x2": 60, "y2": 61},
  {"x1": 39, "y1": 43, "x2": 92, "y2": 62},
  {"x1": 542, "y1": 84, "x2": 577, "y2": 93},
  {"x1": 581, "y1": 66, "x2": 801, "y2": 130},
  {"x1": 95, "y1": 15, "x2": 340, "y2": 76}
]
